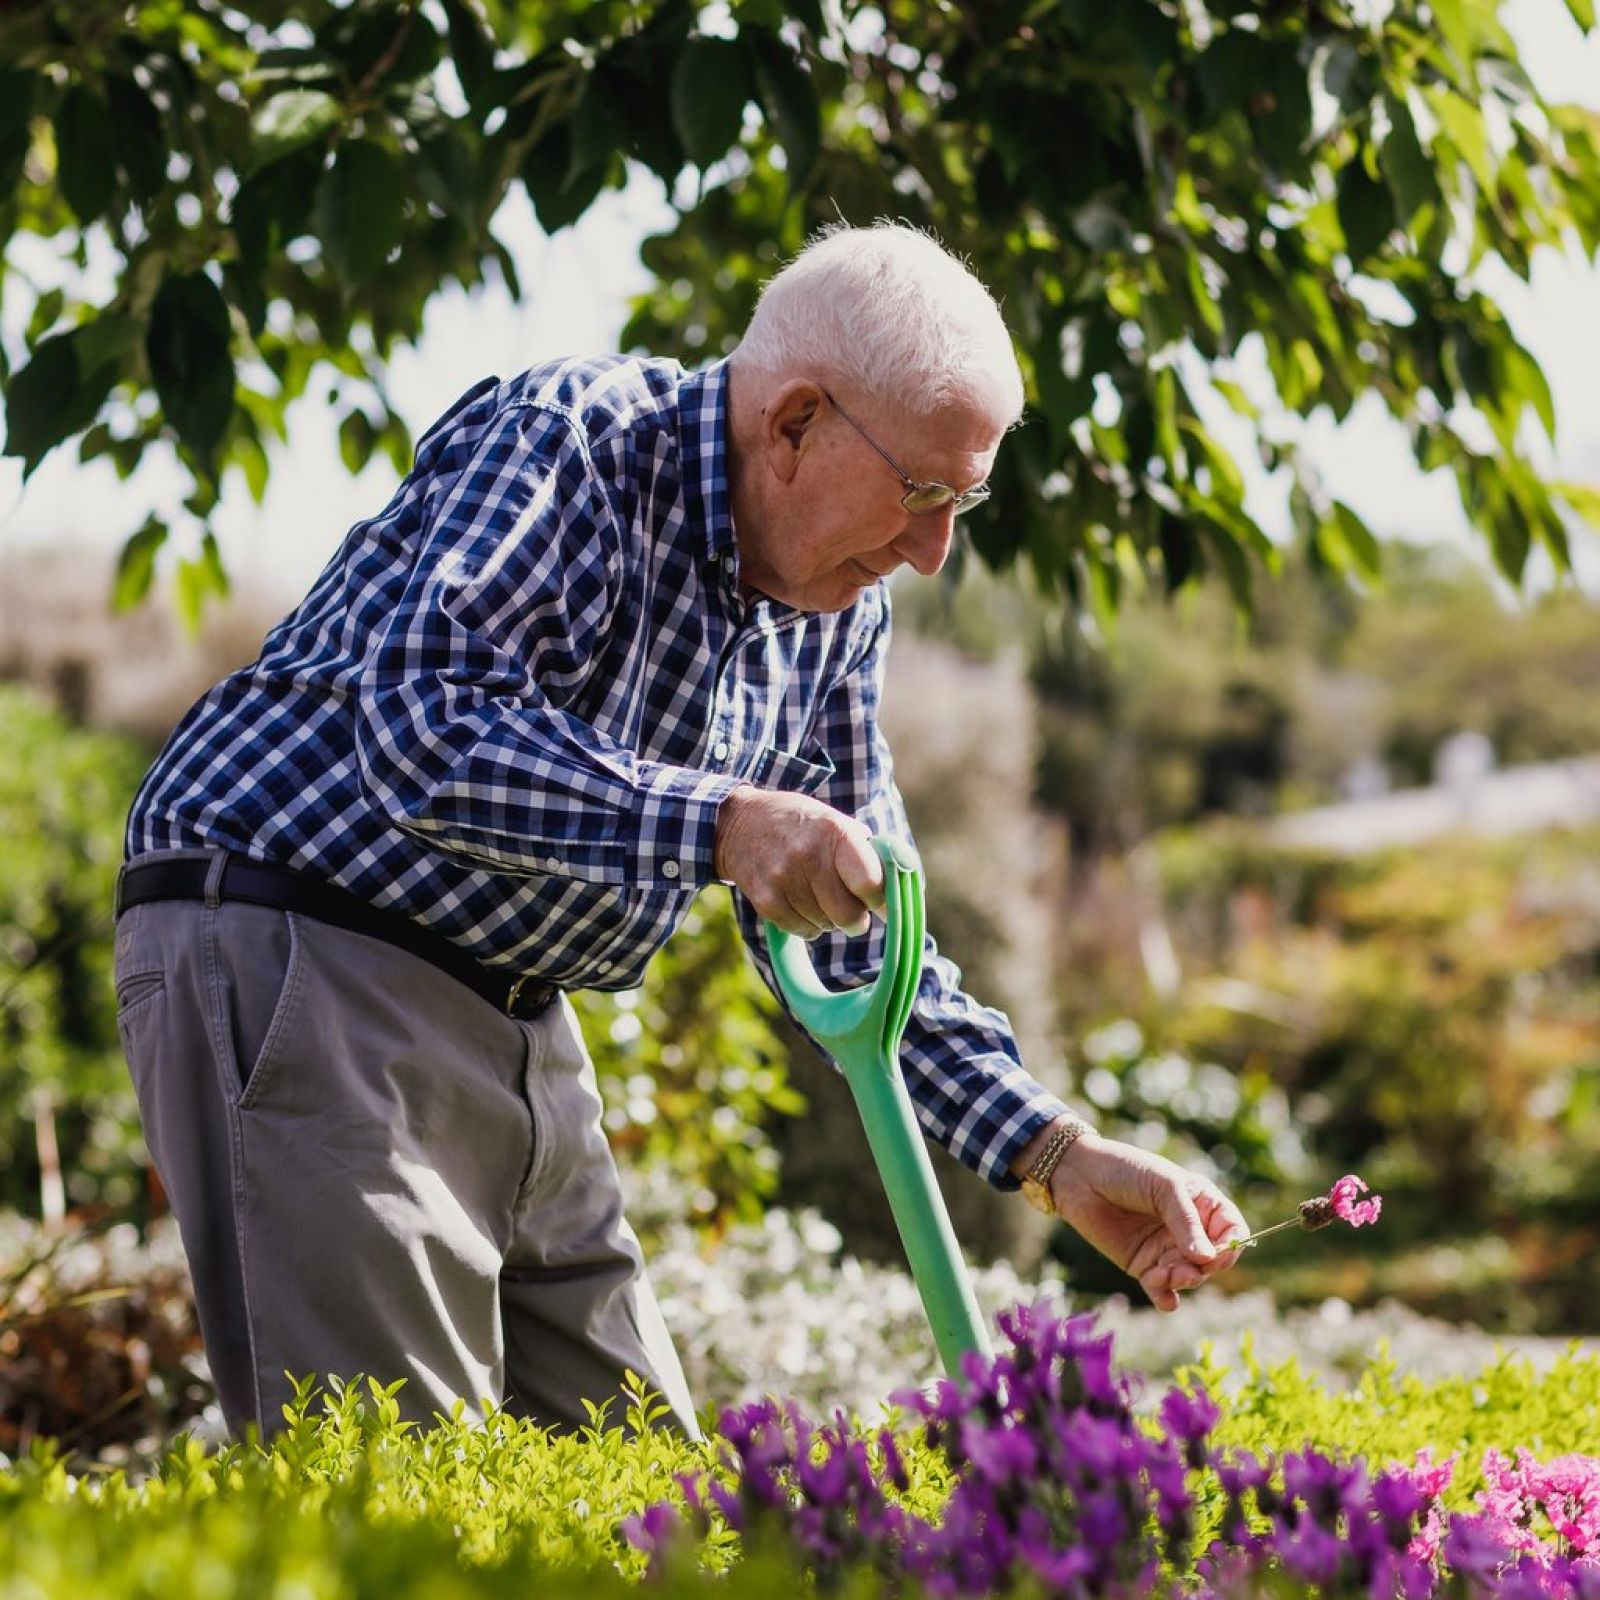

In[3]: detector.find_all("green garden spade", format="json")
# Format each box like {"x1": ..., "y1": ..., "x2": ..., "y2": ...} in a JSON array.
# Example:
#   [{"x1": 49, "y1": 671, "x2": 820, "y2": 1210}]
[{"x1": 763, "y1": 836, "x2": 993, "y2": 1379}]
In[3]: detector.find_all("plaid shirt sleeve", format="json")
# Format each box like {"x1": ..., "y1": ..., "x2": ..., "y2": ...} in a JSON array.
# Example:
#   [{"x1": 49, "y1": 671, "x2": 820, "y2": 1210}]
[
  {"x1": 354, "y1": 399, "x2": 744, "y2": 888},
  {"x1": 732, "y1": 591, "x2": 1075, "y2": 1190}
]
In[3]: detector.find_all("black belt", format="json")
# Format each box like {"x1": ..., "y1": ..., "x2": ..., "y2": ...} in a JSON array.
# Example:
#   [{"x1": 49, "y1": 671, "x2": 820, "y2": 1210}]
[{"x1": 114, "y1": 854, "x2": 561, "y2": 1021}]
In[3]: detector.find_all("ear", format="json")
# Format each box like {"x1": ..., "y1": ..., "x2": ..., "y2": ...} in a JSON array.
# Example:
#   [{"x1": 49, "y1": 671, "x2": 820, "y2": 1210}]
[{"x1": 764, "y1": 381, "x2": 826, "y2": 485}]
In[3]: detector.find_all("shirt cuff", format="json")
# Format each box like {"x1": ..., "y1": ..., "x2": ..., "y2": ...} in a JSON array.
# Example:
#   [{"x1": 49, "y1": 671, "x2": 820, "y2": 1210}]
[
  {"x1": 979, "y1": 1089, "x2": 1078, "y2": 1192},
  {"x1": 628, "y1": 764, "x2": 750, "y2": 889}
]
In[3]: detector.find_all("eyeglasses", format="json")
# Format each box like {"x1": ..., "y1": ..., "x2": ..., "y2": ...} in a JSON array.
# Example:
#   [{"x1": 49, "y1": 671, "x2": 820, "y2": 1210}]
[{"x1": 822, "y1": 389, "x2": 992, "y2": 516}]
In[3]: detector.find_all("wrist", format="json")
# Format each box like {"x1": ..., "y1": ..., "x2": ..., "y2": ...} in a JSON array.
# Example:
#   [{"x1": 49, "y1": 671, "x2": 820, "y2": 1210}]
[
  {"x1": 1015, "y1": 1114, "x2": 1095, "y2": 1214},
  {"x1": 712, "y1": 784, "x2": 757, "y2": 884},
  {"x1": 1010, "y1": 1113, "x2": 1093, "y2": 1182}
]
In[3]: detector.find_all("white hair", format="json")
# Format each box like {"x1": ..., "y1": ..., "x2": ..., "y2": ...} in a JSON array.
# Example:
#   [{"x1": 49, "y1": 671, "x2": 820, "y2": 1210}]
[{"x1": 730, "y1": 221, "x2": 1024, "y2": 422}]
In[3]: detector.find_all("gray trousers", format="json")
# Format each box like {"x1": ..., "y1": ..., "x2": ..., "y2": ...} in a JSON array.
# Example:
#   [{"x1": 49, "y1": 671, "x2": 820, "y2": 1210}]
[{"x1": 113, "y1": 849, "x2": 699, "y2": 1444}]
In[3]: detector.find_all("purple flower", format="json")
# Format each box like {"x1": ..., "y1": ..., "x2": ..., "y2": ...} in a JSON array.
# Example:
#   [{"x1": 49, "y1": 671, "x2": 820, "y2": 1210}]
[
  {"x1": 1372, "y1": 1469, "x2": 1427, "y2": 1537},
  {"x1": 1444, "y1": 1512, "x2": 1515, "y2": 1579},
  {"x1": 1161, "y1": 1384, "x2": 1220, "y2": 1445},
  {"x1": 1276, "y1": 1517, "x2": 1346, "y2": 1587},
  {"x1": 960, "y1": 1420, "x2": 1039, "y2": 1484},
  {"x1": 796, "y1": 1446, "x2": 850, "y2": 1508}
]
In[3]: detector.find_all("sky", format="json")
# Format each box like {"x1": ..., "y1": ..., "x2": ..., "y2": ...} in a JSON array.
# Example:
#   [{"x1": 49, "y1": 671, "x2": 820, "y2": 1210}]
[{"x1": 1, "y1": 0, "x2": 1596, "y2": 606}]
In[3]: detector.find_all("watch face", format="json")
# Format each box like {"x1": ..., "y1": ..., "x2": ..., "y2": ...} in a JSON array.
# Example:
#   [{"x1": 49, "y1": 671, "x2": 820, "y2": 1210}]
[{"x1": 1022, "y1": 1178, "x2": 1055, "y2": 1216}]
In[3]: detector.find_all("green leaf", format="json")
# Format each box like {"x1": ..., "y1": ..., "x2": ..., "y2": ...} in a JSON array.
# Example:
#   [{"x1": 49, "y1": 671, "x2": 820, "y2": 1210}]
[
  {"x1": 746, "y1": 28, "x2": 820, "y2": 183},
  {"x1": 565, "y1": 70, "x2": 624, "y2": 188},
  {"x1": 1551, "y1": 480, "x2": 1600, "y2": 525},
  {"x1": 416, "y1": 129, "x2": 476, "y2": 220},
  {"x1": 339, "y1": 408, "x2": 376, "y2": 473},
  {"x1": 671, "y1": 37, "x2": 752, "y2": 167},
  {"x1": 441, "y1": 0, "x2": 497, "y2": 111},
  {"x1": 1499, "y1": 339, "x2": 1556, "y2": 445},
  {"x1": 232, "y1": 146, "x2": 324, "y2": 271},
  {"x1": 1428, "y1": 87, "x2": 1494, "y2": 192},
  {"x1": 522, "y1": 124, "x2": 607, "y2": 233},
  {"x1": 75, "y1": 311, "x2": 141, "y2": 376},
  {"x1": 174, "y1": 536, "x2": 231, "y2": 634},
  {"x1": 0, "y1": 67, "x2": 37, "y2": 188},
  {"x1": 146, "y1": 271, "x2": 237, "y2": 462},
  {"x1": 1564, "y1": 0, "x2": 1595, "y2": 26},
  {"x1": 54, "y1": 86, "x2": 118, "y2": 225},
  {"x1": 1380, "y1": 94, "x2": 1439, "y2": 227},
  {"x1": 1322, "y1": 500, "x2": 1383, "y2": 580},
  {"x1": 1158, "y1": 510, "x2": 1201, "y2": 593},
  {"x1": 251, "y1": 89, "x2": 343, "y2": 171},
  {"x1": 1211, "y1": 378, "x2": 1259, "y2": 420},
  {"x1": 1178, "y1": 416, "x2": 1246, "y2": 505},
  {"x1": 2, "y1": 328, "x2": 121, "y2": 478},
  {"x1": 106, "y1": 75, "x2": 167, "y2": 202},
  {"x1": 113, "y1": 518, "x2": 169, "y2": 611},
  {"x1": 313, "y1": 140, "x2": 407, "y2": 284},
  {"x1": 1336, "y1": 159, "x2": 1393, "y2": 264}
]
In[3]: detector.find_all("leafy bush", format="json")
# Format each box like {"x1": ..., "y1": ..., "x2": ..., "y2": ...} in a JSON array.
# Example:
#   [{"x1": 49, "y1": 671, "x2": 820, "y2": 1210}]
[
  {"x1": 571, "y1": 888, "x2": 803, "y2": 1245},
  {"x1": 0, "y1": 687, "x2": 150, "y2": 1220},
  {"x1": 1145, "y1": 825, "x2": 1600, "y2": 1329},
  {"x1": 11, "y1": 1304, "x2": 1600, "y2": 1599}
]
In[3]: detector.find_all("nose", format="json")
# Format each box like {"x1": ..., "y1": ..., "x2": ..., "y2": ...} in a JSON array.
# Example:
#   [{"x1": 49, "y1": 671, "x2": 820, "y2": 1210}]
[{"x1": 896, "y1": 507, "x2": 956, "y2": 576}]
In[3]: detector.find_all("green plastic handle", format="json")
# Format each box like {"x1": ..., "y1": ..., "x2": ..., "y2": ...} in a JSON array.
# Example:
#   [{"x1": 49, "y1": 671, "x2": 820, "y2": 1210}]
[{"x1": 764, "y1": 836, "x2": 992, "y2": 1379}]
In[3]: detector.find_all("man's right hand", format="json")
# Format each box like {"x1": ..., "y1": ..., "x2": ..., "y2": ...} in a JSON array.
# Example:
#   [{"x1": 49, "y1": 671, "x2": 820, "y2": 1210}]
[{"x1": 714, "y1": 785, "x2": 886, "y2": 939}]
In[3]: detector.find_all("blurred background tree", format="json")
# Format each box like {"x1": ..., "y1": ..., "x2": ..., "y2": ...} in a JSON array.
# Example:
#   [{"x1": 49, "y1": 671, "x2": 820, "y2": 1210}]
[{"x1": 2, "y1": 0, "x2": 1598, "y2": 620}]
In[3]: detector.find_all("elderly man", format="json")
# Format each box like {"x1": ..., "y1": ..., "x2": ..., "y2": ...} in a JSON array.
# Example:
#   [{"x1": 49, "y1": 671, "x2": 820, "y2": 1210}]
[{"x1": 113, "y1": 223, "x2": 1245, "y2": 1445}]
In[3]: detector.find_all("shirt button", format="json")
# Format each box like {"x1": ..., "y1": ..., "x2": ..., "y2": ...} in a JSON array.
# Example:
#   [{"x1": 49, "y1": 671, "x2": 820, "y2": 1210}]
[
  {"x1": 544, "y1": 856, "x2": 560, "y2": 872},
  {"x1": 722, "y1": 554, "x2": 737, "y2": 574},
  {"x1": 712, "y1": 740, "x2": 730, "y2": 762},
  {"x1": 595, "y1": 959, "x2": 611, "y2": 974},
  {"x1": 661, "y1": 860, "x2": 681, "y2": 880}
]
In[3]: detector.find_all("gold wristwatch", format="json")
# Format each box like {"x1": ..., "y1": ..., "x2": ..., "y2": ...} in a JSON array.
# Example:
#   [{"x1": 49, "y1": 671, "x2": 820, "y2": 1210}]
[{"x1": 1019, "y1": 1115, "x2": 1093, "y2": 1215}]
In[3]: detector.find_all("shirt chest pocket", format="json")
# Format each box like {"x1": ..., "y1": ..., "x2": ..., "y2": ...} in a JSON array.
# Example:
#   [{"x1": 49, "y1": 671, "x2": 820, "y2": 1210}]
[{"x1": 747, "y1": 742, "x2": 836, "y2": 797}]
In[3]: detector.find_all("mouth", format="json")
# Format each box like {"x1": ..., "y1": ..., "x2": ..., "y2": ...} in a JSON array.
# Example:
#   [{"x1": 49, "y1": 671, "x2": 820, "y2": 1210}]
[{"x1": 849, "y1": 559, "x2": 891, "y2": 583}]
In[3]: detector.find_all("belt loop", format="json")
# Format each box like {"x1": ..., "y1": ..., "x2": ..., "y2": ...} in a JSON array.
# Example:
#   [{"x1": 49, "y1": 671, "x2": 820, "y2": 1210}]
[{"x1": 203, "y1": 849, "x2": 231, "y2": 909}]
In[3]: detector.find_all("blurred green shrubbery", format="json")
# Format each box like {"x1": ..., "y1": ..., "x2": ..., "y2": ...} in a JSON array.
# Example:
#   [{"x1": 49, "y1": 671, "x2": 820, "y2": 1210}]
[
  {"x1": 1151, "y1": 825, "x2": 1600, "y2": 1329},
  {"x1": 572, "y1": 891, "x2": 803, "y2": 1247},
  {"x1": 0, "y1": 686, "x2": 149, "y2": 1221}
]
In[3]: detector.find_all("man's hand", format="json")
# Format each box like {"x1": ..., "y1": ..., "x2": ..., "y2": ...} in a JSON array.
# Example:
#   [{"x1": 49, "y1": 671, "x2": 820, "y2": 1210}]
[
  {"x1": 714, "y1": 785, "x2": 885, "y2": 938},
  {"x1": 1021, "y1": 1126, "x2": 1246, "y2": 1313}
]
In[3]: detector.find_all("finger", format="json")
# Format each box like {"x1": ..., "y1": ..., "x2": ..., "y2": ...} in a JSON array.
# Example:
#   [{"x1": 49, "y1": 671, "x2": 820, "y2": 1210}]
[
  {"x1": 813, "y1": 875, "x2": 874, "y2": 936},
  {"x1": 1143, "y1": 1275, "x2": 1180, "y2": 1314},
  {"x1": 1158, "y1": 1180, "x2": 1218, "y2": 1266},
  {"x1": 777, "y1": 888, "x2": 831, "y2": 942},
  {"x1": 834, "y1": 827, "x2": 887, "y2": 913},
  {"x1": 1195, "y1": 1187, "x2": 1250, "y2": 1262}
]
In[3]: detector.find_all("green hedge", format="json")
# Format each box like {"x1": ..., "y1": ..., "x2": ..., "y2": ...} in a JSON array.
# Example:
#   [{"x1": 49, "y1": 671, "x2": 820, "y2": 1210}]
[{"x1": 7, "y1": 1336, "x2": 1600, "y2": 1597}]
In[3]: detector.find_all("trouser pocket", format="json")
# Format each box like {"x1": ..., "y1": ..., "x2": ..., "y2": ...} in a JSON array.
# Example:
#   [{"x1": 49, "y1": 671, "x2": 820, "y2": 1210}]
[{"x1": 207, "y1": 904, "x2": 306, "y2": 1108}]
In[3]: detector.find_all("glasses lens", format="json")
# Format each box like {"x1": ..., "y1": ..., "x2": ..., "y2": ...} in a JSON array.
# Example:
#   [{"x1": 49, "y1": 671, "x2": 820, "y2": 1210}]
[
  {"x1": 951, "y1": 483, "x2": 992, "y2": 516},
  {"x1": 902, "y1": 483, "x2": 957, "y2": 513}
]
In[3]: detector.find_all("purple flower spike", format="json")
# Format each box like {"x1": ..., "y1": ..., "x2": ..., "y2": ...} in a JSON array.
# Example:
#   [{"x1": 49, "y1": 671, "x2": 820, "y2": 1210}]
[{"x1": 1443, "y1": 1512, "x2": 1514, "y2": 1579}]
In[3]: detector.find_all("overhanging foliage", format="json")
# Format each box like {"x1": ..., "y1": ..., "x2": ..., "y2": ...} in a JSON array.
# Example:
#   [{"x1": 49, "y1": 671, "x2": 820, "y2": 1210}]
[{"x1": 1, "y1": 0, "x2": 1597, "y2": 616}]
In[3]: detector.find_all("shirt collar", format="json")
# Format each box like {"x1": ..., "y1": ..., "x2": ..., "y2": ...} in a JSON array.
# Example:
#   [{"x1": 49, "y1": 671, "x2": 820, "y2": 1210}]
[{"x1": 675, "y1": 358, "x2": 737, "y2": 570}]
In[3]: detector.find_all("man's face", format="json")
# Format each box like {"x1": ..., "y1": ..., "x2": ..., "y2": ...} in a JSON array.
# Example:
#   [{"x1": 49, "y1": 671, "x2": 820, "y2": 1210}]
[{"x1": 736, "y1": 383, "x2": 1006, "y2": 614}]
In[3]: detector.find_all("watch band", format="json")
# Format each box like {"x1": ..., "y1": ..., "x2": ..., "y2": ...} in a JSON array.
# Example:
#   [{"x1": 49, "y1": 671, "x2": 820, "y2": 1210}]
[{"x1": 1025, "y1": 1115, "x2": 1091, "y2": 1191}]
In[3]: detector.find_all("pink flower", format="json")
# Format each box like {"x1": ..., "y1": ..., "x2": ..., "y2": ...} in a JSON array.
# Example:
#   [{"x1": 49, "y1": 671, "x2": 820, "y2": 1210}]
[{"x1": 1330, "y1": 1173, "x2": 1383, "y2": 1228}]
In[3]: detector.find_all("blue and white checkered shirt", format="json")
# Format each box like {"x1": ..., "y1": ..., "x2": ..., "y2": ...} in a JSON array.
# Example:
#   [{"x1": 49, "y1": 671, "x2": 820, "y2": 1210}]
[{"x1": 127, "y1": 355, "x2": 1070, "y2": 1187}]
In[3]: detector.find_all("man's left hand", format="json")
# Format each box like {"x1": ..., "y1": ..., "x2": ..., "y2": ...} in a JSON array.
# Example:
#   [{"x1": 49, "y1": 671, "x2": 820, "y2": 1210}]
[{"x1": 1026, "y1": 1131, "x2": 1247, "y2": 1313}]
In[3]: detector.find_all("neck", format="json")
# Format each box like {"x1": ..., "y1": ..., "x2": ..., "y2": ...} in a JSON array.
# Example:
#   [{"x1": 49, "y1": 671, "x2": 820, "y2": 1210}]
[{"x1": 723, "y1": 363, "x2": 770, "y2": 588}]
